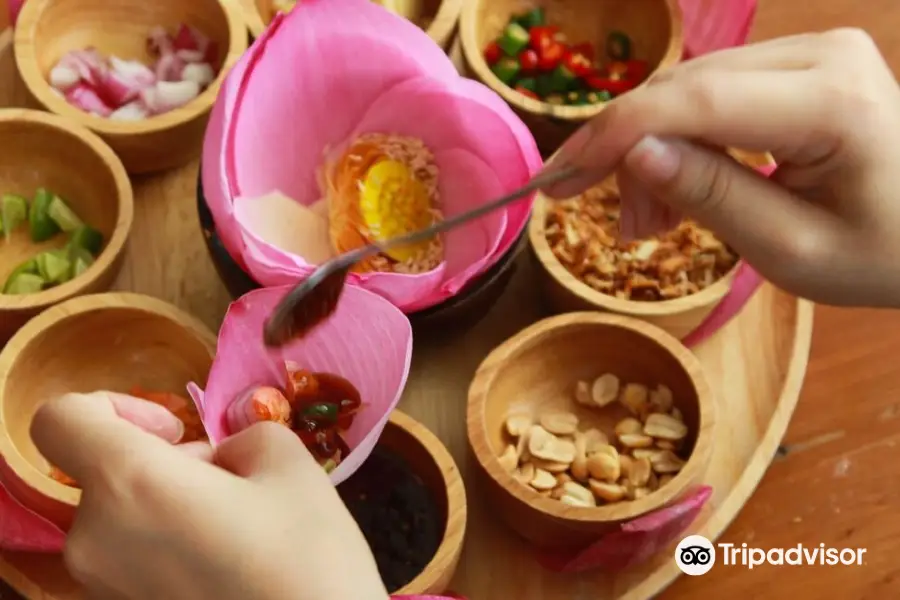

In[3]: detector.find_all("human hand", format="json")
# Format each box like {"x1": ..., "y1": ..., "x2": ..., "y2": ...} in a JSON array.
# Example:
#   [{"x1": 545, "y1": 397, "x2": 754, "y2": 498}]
[
  {"x1": 541, "y1": 28, "x2": 900, "y2": 307},
  {"x1": 31, "y1": 391, "x2": 388, "y2": 600}
]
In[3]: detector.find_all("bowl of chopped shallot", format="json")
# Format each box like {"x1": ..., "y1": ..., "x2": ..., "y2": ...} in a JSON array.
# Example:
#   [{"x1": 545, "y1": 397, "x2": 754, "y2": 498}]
[
  {"x1": 528, "y1": 174, "x2": 742, "y2": 340},
  {"x1": 13, "y1": 0, "x2": 248, "y2": 174},
  {"x1": 467, "y1": 311, "x2": 716, "y2": 553},
  {"x1": 0, "y1": 292, "x2": 216, "y2": 530}
]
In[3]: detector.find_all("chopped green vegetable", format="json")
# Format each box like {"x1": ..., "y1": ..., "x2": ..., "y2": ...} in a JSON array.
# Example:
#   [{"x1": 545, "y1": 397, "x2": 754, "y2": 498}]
[
  {"x1": 36, "y1": 250, "x2": 72, "y2": 284},
  {"x1": 515, "y1": 7, "x2": 545, "y2": 29},
  {"x1": 587, "y1": 90, "x2": 613, "y2": 103},
  {"x1": 606, "y1": 31, "x2": 632, "y2": 61},
  {"x1": 3, "y1": 272, "x2": 44, "y2": 295},
  {"x1": 544, "y1": 94, "x2": 566, "y2": 105},
  {"x1": 548, "y1": 64, "x2": 577, "y2": 93},
  {"x1": 1, "y1": 194, "x2": 28, "y2": 241},
  {"x1": 67, "y1": 225, "x2": 103, "y2": 255},
  {"x1": 72, "y1": 254, "x2": 93, "y2": 278},
  {"x1": 47, "y1": 195, "x2": 84, "y2": 232},
  {"x1": 29, "y1": 188, "x2": 61, "y2": 242},
  {"x1": 534, "y1": 73, "x2": 555, "y2": 98},
  {"x1": 497, "y1": 22, "x2": 530, "y2": 56},
  {"x1": 6, "y1": 258, "x2": 38, "y2": 282},
  {"x1": 516, "y1": 77, "x2": 537, "y2": 93},
  {"x1": 302, "y1": 402, "x2": 339, "y2": 423},
  {"x1": 490, "y1": 56, "x2": 521, "y2": 85}
]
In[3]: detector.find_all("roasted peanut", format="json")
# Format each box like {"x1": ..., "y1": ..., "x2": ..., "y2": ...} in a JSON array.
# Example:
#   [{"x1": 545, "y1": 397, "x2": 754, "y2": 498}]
[
  {"x1": 513, "y1": 463, "x2": 535, "y2": 484},
  {"x1": 589, "y1": 479, "x2": 626, "y2": 502},
  {"x1": 556, "y1": 472, "x2": 573, "y2": 486},
  {"x1": 530, "y1": 457, "x2": 571, "y2": 473},
  {"x1": 620, "y1": 383, "x2": 649, "y2": 416},
  {"x1": 505, "y1": 414, "x2": 533, "y2": 438},
  {"x1": 498, "y1": 445, "x2": 518, "y2": 472},
  {"x1": 647, "y1": 470, "x2": 660, "y2": 490},
  {"x1": 591, "y1": 373, "x2": 620, "y2": 407},
  {"x1": 560, "y1": 494, "x2": 592, "y2": 507},
  {"x1": 628, "y1": 457, "x2": 652, "y2": 487},
  {"x1": 619, "y1": 433, "x2": 655, "y2": 449},
  {"x1": 651, "y1": 450, "x2": 686, "y2": 474},
  {"x1": 632, "y1": 448, "x2": 665, "y2": 461},
  {"x1": 571, "y1": 433, "x2": 589, "y2": 482},
  {"x1": 517, "y1": 427, "x2": 532, "y2": 461},
  {"x1": 649, "y1": 384, "x2": 674, "y2": 413},
  {"x1": 643, "y1": 413, "x2": 688, "y2": 441},
  {"x1": 614, "y1": 417, "x2": 644, "y2": 437},
  {"x1": 540, "y1": 411, "x2": 579, "y2": 436},
  {"x1": 618, "y1": 454, "x2": 634, "y2": 478},
  {"x1": 561, "y1": 481, "x2": 596, "y2": 506},
  {"x1": 671, "y1": 407, "x2": 684, "y2": 422},
  {"x1": 656, "y1": 439, "x2": 678, "y2": 451},
  {"x1": 527, "y1": 425, "x2": 554, "y2": 457},
  {"x1": 587, "y1": 446, "x2": 620, "y2": 481},
  {"x1": 583, "y1": 428, "x2": 609, "y2": 451},
  {"x1": 574, "y1": 380, "x2": 592, "y2": 406},
  {"x1": 530, "y1": 468, "x2": 557, "y2": 491}
]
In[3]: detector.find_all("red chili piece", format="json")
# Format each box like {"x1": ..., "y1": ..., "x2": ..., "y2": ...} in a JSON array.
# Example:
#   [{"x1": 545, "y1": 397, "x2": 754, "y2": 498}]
[
  {"x1": 519, "y1": 48, "x2": 539, "y2": 71},
  {"x1": 585, "y1": 74, "x2": 635, "y2": 95},
  {"x1": 528, "y1": 25, "x2": 559, "y2": 51},
  {"x1": 537, "y1": 41, "x2": 565, "y2": 70},
  {"x1": 625, "y1": 59, "x2": 650, "y2": 83},
  {"x1": 514, "y1": 86, "x2": 539, "y2": 99},
  {"x1": 569, "y1": 42, "x2": 595, "y2": 61},
  {"x1": 562, "y1": 49, "x2": 593, "y2": 77},
  {"x1": 484, "y1": 41, "x2": 502, "y2": 65}
]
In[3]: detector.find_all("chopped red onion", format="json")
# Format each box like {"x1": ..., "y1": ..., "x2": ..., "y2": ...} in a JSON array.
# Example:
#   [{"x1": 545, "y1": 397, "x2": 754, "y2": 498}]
[
  {"x1": 109, "y1": 56, "x2": 156, "y2": 88},
  {"x1": 109, "y1": 101, "x2": 150, "y2": 121},
  {"x1": 65, "y1": 83, "x2": 113, "y2": 117},
  {"x1": 49, "y1": 64, "x2": 80, "y2": 91},
  {"x1": 181, "y1": 63, "x2": 215, "y2": 88},
  {"x1": 155, "y1": 53, "x2": 186, "y2": 82},
  {"x1": 96, "y1": 69, "x2": 142, "y2": 107},
  {"x1": 152, "y1": 80, "x2": 201, "y2": 112},
  {"x1": 175, "y1": 49, "x2": 205, "y2": 64},
  {"x1": 146, "y1": 26, "x2": 173, "y2": 56}
]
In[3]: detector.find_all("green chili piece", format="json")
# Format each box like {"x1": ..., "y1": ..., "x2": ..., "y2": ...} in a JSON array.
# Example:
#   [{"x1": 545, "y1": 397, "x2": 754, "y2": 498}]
[
  {"x1": 303, "y1": 402, "x2": 339, "y2": 423},
  {"x1": 548, "y1": 64, "x2": 577, "y2": 93},
  {"x1": 516, "y1": 77, "x2": 538, "y2": 93},
  {"x1": 515, "y1": 7, "x2": 545, "y2": 29},
  {"x1": 587, "y1": 90, "x2": 613, "y2": 104},
  {"x1": 47, "y1": 195, "x2": 84, "y2": 232},
  {"x1": 3, "y1": 272, "x2": 44, "y2": 295},
  {"x1": 606, "y1": 31, "x2": 632, "y2": 61},
  {"x1": 67, "y1": 225, "x2": 104, "y2": 256},
  {"x1": 36, "y1": 250, "x2": 72, "y2": 284},
  {"x1": 491, "y1": 56, "x2": 521, "y2": 85},
  {"x1": 497, "y1": 22, "x2": 530, "y2": 56}
]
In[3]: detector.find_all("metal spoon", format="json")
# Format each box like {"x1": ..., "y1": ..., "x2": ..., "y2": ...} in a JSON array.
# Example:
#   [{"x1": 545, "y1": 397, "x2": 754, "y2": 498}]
[{"x1": 262, "y1": 165, "x2": 580, "y2": 347}]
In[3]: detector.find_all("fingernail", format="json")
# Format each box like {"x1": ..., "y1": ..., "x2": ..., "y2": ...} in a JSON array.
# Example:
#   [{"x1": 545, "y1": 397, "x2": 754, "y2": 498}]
[
  {"x1": 625, "y1": 136, "x2": 681, "y2": 185},
  {"x1": 107, "y1": 392, "x2": 185, "y2": 444}
]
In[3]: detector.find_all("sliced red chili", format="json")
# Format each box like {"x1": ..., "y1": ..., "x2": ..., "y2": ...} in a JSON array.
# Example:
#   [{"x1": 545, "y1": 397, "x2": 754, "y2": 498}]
[
  {"x1": 528, "y1": 25, "x2": 559, "y2": 51},
  {"x1": 569, "y1": 42, "x2": 595, "y2": 61},
  {"x1": 484, "y1": 41, "x2": 502, "y2": 65},
  {"x1": 537, "y1": 41, "x2": 566, "y2": 71},
  {"x1": 562, "y1": 49, "x2": 593, "y2": 77},
  {"x1": 585, "y1": 74, "x2": 635, "y2": 96},
  {"x1": 514, "y1": 86, "x2": 539, "y2": 99},
  {"x1": 519, "y1": 48, "x2": 539, "y2": 71},
  {"x1": 625, "y1": 59, "x2": 650, "y2": 83}
]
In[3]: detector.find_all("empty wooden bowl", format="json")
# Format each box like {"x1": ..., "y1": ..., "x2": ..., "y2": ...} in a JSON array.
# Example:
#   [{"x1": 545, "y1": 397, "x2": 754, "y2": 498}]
[
  {"x1": 347, "y1": 409, "x2": 467, "y2": 595},
  {"x1": 0, "y1": 292, "x2": 216, "y2": 529},
  {"x1": 241, "y1": 0, "x2": 462, "y2": 49},
  {"x1": 459, "y1": 0, "x2": 683, "y2": 153},
  {"x1": 0, "y1": 109, "x2": 133, "y2": 342},
  {"x1": 529, "y1": 150, "x2": 772, "y2": 339},
  {"x1": 467, "y1": 311, "x2": 715, "y2": 550},
  {"x1": 13, "y1": 0, "x2": 248, "y2": 174}
]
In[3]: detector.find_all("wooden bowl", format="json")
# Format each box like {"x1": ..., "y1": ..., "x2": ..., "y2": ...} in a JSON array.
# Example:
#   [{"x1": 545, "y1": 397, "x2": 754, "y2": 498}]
[
  {"x1": 370, "y1": 409, "x2": 467, "y2": 595},
  {"x1": 195, "y1": 173, "x2": 526, "y2": 334},
  {"x1": 467, "y1": 311, "x2": 715, "y2": 550},
  {"x1": 240, "y1": 0, "x2": 462, "y2": 50},
  {"x1": 0, "y1": 109, "x2": 133, "y2": 343},
  {"x1": 529, "y1": 150, "x2": 773, "y2": 339},
  {"x1": 13, "y1": 0, "x2": 248, "y2": 174},
  {"x1": 459, "y1": 0, "x2": 683, "y2": 154},
  {"x1": 0, "y1": 292, "x2": 217, "y2": 530}
]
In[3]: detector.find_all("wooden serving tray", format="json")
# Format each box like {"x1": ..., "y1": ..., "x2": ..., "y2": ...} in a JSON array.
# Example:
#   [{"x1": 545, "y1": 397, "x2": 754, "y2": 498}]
[{"x1": 0, "y1": 28, "x2": 813, "y2": 600}]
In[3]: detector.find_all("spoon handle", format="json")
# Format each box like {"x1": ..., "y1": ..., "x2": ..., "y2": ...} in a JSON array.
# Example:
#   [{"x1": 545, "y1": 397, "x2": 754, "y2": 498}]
[{"x1": 336, "y1": 166, "x2": 580, "y2": 270}]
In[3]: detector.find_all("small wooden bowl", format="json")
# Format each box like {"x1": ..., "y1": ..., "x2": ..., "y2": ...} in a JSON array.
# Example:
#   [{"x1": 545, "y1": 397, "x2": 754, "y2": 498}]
[
  {"x1": 459, "y1": 0, "x2": 683, "y2": 153},
  {"x1": 529, "y1": 151, "x2": 773, "y2": 339},
  {"x1": 195, "y1": 174, "x2": 525, "y2": 334},
  {"x1": 241, "y1": 0, "x2": 462, "y2": 50},
  {"x1": 372, "y1": 409, "x2": 467, "y2": 595},
  {"x1": 13, "y1": 0, "x2": 248, "y2": 174},
  {"x1": 0, "y1": 109, "x2": 133, "y2": 342},
  {"x1": 0, "y1": 292, "x2": 217, "y2": 530},
  {"x1": 467, "y1": 311, "x2": 715, "y2": 550}
]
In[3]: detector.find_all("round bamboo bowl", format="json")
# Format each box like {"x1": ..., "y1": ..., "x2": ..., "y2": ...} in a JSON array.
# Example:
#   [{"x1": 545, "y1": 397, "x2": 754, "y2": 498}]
[
  {"x1": 0, "y1": 292, "x2": 217, "y2": 530},
  {"x1": 379, "y1": 409, "x2": 467, "y2": 595},
  {"x1": 529, "y1": 150, "x2": 773, "y2": 339},
  {"x1": 0, "y1": 109, "x2": 133, "y2": 343},
  {"x1": 13, "y1": 0, "x2": 248, "y2": 174},
  {"x1": 241, "y1": 0, "x2": 462, "y2": 50},
  {"x1": 467, "y1": 311, "x2": 715, "y2": 550},
  {"x1": 459, "y1": 0, "x2": 683, "y2": 153}
]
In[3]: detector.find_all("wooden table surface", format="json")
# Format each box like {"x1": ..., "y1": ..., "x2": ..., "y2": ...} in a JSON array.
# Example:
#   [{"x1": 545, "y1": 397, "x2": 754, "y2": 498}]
[
  {"x1": 1, "y1": 1, "x2": 899, "y2": 599},
  {"x1": 667, "y1": 6, "x2": 900, "y2": 599}
]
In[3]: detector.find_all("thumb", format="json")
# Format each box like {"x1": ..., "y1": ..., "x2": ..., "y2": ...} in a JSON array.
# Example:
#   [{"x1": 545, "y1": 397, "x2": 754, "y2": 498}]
[
  {"x1": 31, "y1": 392, "x2": 185, "y2": 484},
  {"x1": 621, "y1": 136, "x2": 841, "y2": 273}
]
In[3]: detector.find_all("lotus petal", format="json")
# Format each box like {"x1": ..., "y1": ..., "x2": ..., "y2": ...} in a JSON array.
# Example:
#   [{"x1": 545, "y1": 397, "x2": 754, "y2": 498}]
[
  {"x1": 187, "y1": 285, "x2": 412, "y2": 485},
  {"x1": 0, "y1": 460, "x2": 65, "y2": 552}
]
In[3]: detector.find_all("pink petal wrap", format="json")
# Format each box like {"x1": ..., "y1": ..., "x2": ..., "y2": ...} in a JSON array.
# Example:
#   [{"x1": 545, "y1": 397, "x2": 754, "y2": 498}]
[
  {"x1": 679, "y1": 0, "x2": 759, "y2": 58},
  {"x1": 201, "y1": 0, "x2": 541, "y2": 313},
  {"x1": 186, "y1": 284, "x2": 413, "y2": 486}
]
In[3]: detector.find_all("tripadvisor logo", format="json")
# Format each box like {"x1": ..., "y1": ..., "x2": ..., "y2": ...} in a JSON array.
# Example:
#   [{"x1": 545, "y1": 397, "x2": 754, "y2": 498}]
[{"x1": 719, "y1": 543, "x2": 867, "y2": 569}]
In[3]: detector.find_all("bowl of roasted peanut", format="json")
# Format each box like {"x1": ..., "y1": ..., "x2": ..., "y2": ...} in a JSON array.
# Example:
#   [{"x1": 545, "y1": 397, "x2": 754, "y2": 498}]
[
  {"x1": 528, "y1": 175, "x2": 740, "y2": 340},
  {"x1": 466, "y1": 311, "x2": 715, "y2": 550}
]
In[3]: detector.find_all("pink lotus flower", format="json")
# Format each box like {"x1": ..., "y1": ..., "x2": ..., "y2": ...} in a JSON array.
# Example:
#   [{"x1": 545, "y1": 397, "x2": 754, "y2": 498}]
[
  {"x1": 187, "y1": 284, "x2": 412, "y2": 485},
  {"x1": 201, "y1": 0, "x2": 542, "y2": 312}
]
